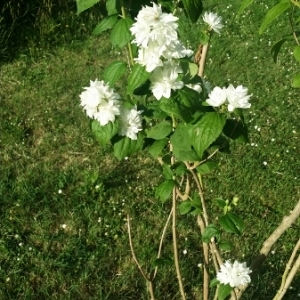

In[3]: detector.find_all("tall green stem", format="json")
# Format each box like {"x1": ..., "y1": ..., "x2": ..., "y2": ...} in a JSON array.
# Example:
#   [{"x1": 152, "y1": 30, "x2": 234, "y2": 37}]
[{"x1": 120, "y1": 0, "x2": 134, "y2": 66}]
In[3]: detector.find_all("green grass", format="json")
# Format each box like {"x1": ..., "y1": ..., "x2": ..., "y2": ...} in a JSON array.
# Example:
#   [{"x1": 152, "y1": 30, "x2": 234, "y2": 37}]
[{"x1": 1, "y1": 0, "x2": 300, "y2": 299}]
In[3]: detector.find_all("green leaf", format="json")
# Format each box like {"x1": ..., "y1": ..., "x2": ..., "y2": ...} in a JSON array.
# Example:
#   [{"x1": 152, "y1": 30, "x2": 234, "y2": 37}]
[
  {"x1": 110, "y1": 17, "x2": 133, "y2": 48},
  {"x1": 218, "y1": 284, "x2": 232, "y2": 300},
  {"x1": 192, "y1": 112, "x2": 226, "y2": 159},
  {"x1": 259, "y1": 1, "x2": 291, "y2": 35},
  {"x1": 173, "y1": 163, "x2": 187, "y2": 176},
  {"x1": 196, "y1": 161, "x2": 218, "y2": 175},
  {"x1": 191, "y1": 193, "x2": 202, "y2": 210},
  {"x1": 127, "y1": 64, "x2": 150, "y2": 94},
  {"x1": 181, "y1": 0, "x2": 203, "y2": 23},
  {"x1": 292, "y1": 73, "x2": 300, "y2": 88},
  {"x1": 170, "y1": 123, "x2": 199, "y2": 161},
  {"x1": 210, "y1": 278, "x2": 219, "y2": 288},
  {"x1": 152, "y1": 257, "x2": 173, "y2": 267},
  {"x1": 106, "y1": 0, "x2": 118, "y2": 15},
  {"x1": 189, "y1": 63, "x2": 199, "y2": 78},
  {"x1": 179, "y1": 201, "x2": 193, "y2": 215},
  {"x1": 218, "y1": 240, "x2": 234, "y2": 251},
  {"x1": 162, "y1": 164, "x2": 173, "y2": 180},
  {"x1": 219, "y1": 213, "x2": 244, "y2": 235},
  {"x1": 91, "y1": 120, "x2": 118, "y2": 145},
  {"x1": 271, "y1": 38, "x2": 288, "y2": 63},
  {"x1": 202, "y1": 224, "x2": 220, "y2": 243},
  {"x1": 155, "y1": 180, "x2": 175, "y2": 202},
  {"x1": 158, "y1": 0, "x2": 175, "y2": 11},
  {"x1": 293, "y1": 45, "x2": 300, "y2": 62},
  {"x1": 147, "y1": 121, "x2": 172, "y2": 140},
  {"x1": 199, "y1": 31, "x2": 210, "y2": 44},
  {"x1": 102, "y1": 61, "x2": 127, "y2": 86},
  {"x1": 238, "y1": 0, "x2": 254, "y2": 15},
  {"x1": 223, "y1": 119, "x2": 249, "y2": 143},
  {"x1": 181, "y1": 61, "x2": 199, "y2": 81},
  {"x1": 159, "y1": 97, "x2": 192, "y2": 122},
  {"x1": 76, "y1": 0, "x2": 99, "y2": 14},
  {"x1": 148, "y1": 138, "x2": 168, "y2": 158},
  {"x1": 216, "y1": 198, "x2": 226, "y2": 209},
  {"x1": 92, "y1": 14, "x2": 118, "y2": 35},
  {"x1": 113, "y1": 135, "x2": 143, "y2": 160},
  {"x1": 177, "y1": 87, "x2": 201, "y2": 110}
]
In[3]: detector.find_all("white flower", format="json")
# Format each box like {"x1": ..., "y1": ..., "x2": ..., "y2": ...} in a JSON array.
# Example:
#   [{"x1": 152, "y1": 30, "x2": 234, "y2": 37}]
[
  {"x1": 150, "y1": 62, "x2": 184, "y2": 100},
  {"x1": 162, "y1": 40, "x2": 193, "y2": 59},
  {"x1": 135, "y1": 44, "x2": 164, "y2": 72},
  {"x1": 217, "y1": 260, "x2": 251, "y2": 288},
  {"x1": 202, "y1": 12, "x2": 223, "y2": 34},
  {"x1": 130, "y1": 2, "x2": 178, "y2": 48},
  {"x1": 118, "y1": 106, "x2": 143, "y2": 140},
  {"x1": 206, "y1": 86, "x2": 227, "y2": 107},
  {"x1": 80, "y1": 79, "x2": 120, "y2": 126},
  {"x1": 186, "y1": 83, "x2": 202, "y2": 93},
  {"x1": 226, "y1": 84, "x2": 251, "y2": 112}
]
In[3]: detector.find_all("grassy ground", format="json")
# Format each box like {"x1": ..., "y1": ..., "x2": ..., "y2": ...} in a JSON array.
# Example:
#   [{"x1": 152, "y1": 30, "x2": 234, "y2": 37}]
[{"x1": 1, "y1": 0, "x2": 300, "y2": 299}]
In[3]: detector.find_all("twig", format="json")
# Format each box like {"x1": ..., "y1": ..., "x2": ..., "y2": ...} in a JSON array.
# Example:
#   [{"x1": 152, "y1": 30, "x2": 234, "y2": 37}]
[
  {"x1": 277, "y1": 254, "x2": 300, "y2": 299},
  {"x1": 289, "y1": 8, "x2": 300, "y2": 45},
  {"x1": 273, "y1": 238, "x2": 300, "y2": 300},
  {"x1": 127, "y1": 215, "x2": 156, "y2": 300},
  {"x1": 153, "y1": 208, "x2": 173, "y2": 280},
  {"x1": 185, "y1": 162, "x2": 208, "y2": 226},
  {"x1": 172, "y1": 187, "x2": 186, "y2": 300},
  {"x1": 198, "y1": 44, "x2": 209, "y2": 77},
  {"x1": 231, "y1": 199, "x2": 300, "y2": 300},
  {"x1": 197, "y1": 215, "x2": 210, "y2": 300},
  {"x1": 188, "y1": 148, "x2": 220, "y2": 170},
  {"x1": 213, "y1": 285, "x2": 220, "y2": 300}
]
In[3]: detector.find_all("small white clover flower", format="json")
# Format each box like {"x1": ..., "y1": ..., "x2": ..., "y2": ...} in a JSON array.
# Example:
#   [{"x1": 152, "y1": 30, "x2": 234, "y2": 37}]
[
  {"x1": 217, "y1": 260, "x2": 251, "y2": 288},
  {"x1": 206, "y1": 86, "x2": 227, "y2": 107},
  {"x1": 118, "y1": 106, "x2": 143, "y2": 140},
  {"x1": 80, "y1": 79, "x2": 120, "y2": 126},
  {"x1": 203, "y1": 12, "x2": 223, "y2": 34}
]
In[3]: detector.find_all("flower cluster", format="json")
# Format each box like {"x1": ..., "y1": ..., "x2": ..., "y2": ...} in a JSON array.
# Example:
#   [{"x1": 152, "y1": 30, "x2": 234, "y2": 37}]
[
  {"x1": 80, "y1": 79, "x2": 121, "y2": 126},
  {"x1": 217, "y1": 260, "x2": 251, "y2": 288},
  {"x1": 202, "y1": 12, "x2": 223, "y2": 34},
  {"x1": 130, "y1": 2, "x2": 193, "y2": 100},
  {"x1": 80, "y1": 79, "x2": 142, "y2": 140},
  {"x1": 206, "y1": 84, "x2": 252, "y2": 111}
]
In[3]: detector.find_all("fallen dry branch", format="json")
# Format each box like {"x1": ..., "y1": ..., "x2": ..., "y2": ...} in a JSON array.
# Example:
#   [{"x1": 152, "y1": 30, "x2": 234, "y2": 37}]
[{"x1": 231, "y1": 199, "x2": 300, "y2": 300}]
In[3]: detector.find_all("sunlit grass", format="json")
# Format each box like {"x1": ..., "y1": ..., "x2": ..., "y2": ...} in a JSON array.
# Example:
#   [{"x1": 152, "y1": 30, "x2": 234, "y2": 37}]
[{"x1": 1, "y1": 0, "x2": 300, "y2": 299}]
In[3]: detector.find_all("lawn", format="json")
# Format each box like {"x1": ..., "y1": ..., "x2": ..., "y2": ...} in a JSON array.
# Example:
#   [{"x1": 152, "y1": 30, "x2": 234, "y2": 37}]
[{"x1": 0, "y1": 0, "x2": 300, "y2": 299}]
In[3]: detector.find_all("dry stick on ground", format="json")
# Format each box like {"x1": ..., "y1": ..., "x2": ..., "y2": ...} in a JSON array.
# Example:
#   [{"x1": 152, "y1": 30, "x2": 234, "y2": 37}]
[
  {"x1": 230, "y1": 199, "x2": 300, "y2": 300},
  {"x1": 273, "y1": 238, "x2": 300, "y2": 300}
]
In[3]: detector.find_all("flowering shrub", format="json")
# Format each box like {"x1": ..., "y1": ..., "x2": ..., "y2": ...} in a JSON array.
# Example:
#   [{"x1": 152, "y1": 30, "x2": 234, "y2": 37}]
[{"x1": 75, "y1": 0, "x2": 300, "y2": 299}]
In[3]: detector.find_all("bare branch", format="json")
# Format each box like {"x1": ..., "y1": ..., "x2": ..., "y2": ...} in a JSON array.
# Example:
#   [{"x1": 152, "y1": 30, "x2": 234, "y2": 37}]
[{"x1": 231, "y1": 199, "x2": 300, "y2": 300}]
